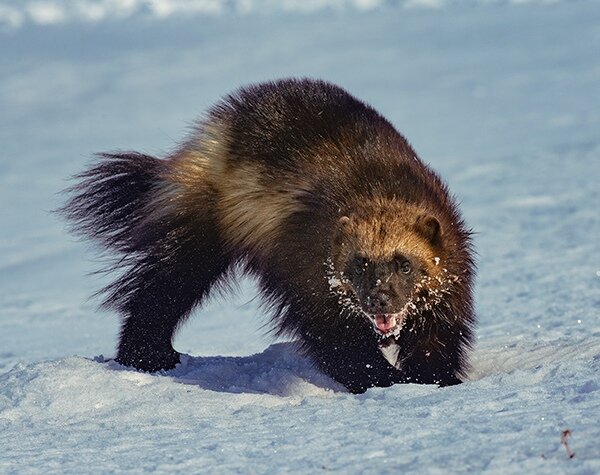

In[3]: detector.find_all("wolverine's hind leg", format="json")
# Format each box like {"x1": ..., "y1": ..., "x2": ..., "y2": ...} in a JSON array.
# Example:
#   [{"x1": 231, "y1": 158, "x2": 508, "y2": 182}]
[
  {"x1": 112, "y1": 211, "x2": 231, "y2": 372},
  {"x1": 63, "y1": 151, "x2": 231, "y2": 372}
]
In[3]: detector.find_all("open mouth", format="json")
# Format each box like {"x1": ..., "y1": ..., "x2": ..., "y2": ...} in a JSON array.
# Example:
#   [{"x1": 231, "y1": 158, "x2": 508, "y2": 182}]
[{"x1": 367, "y1": 310, "x2": 408, "y2": 337}]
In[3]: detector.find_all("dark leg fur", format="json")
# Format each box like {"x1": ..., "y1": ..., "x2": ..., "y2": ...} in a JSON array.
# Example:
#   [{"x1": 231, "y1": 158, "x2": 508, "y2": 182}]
[
  {"x1": 309, "y1": 324, "x2": 465, "y2": 392},
  {"x1": 395, "y1": 322, "x2": 469, "y2": 386},
  {"x1": 283, "y1": 299, "x2": 466, "y2": 392},
  {"x1": 309, "y1": 341, "x2": 400, "y2": 394},
  {"x1": 111, "y1": 212, "x2": 230, "y2": 371},
  {"x1": 62, "y1": 152, "x2": 230, "y2": 371},
  {"x1": 284, "y1": 303, "x2": 401, "y2": 394},
  {"x1": 401, "y1": 355, "x2": 463, "y2": 387}
]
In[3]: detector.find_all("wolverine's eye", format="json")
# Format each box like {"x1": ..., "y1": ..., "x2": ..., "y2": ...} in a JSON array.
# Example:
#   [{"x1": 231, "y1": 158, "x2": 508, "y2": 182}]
[
  {"x1": 401, "y1": 261, "x2": 412, "y2": 274},
  {"x1": 395, "y1": 259, "x2": 412, "y2": 274}
]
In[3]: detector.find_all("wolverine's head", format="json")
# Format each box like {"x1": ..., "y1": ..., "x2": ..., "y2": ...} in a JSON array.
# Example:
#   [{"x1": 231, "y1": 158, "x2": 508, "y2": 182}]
[{"x1": 328, "y1": 199, "x2": 453, "y2": 338}]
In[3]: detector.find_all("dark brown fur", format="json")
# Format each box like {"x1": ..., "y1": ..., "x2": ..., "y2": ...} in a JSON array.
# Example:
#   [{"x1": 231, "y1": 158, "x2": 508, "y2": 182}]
[{"x1": 62, "y1": 78, "x2": 476, "y2": 393}]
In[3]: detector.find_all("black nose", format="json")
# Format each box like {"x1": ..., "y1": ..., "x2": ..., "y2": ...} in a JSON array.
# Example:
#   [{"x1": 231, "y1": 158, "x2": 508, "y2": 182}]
[{"x1": 366, "y1": 293, "x2": 391, "y2": 313}]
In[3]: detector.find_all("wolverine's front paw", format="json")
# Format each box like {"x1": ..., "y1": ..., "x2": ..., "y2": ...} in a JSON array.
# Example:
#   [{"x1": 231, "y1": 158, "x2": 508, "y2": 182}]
[
  {"x1": 115, "y1": 347, "x2": 181, "y2": 373},
  {"x1": 437, "y1": 375, "x2": 463, "y2": 387}
]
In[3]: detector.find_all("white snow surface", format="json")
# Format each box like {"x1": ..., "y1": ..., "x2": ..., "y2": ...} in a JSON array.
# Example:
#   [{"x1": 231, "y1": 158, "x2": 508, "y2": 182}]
[{"x1": 1, "y1": 1, "x2": 599, "y2": 473}]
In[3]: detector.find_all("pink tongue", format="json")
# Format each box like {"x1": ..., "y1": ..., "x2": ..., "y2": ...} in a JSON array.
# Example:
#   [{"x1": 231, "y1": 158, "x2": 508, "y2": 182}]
[{"x1": 374, "y1": 315, "x2": 396, "y2": 332}]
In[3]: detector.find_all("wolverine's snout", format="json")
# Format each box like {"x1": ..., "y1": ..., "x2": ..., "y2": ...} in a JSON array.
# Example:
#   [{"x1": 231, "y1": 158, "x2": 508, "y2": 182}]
[{"x1": 365, "y1": 292, "x2": 392, "y2": 313}]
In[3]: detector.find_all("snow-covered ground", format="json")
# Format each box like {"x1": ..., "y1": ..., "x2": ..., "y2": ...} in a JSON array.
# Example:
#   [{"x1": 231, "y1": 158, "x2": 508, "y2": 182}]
[{"x1": 1, "y1": 0, "x2": 599, "y2": 473}]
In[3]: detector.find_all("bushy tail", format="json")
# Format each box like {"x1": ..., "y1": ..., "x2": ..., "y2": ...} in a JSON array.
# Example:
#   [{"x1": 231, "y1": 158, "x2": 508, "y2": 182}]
[{"x1": 61, "y1": 152, "x2": 165, "y2": 254}]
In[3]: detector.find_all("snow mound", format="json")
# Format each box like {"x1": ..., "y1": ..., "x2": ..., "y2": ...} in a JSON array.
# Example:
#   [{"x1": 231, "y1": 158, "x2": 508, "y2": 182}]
[
  {"x1": 2, "y1": 336, "x2": 598, "y2": 419},
  {"x1": 0, "y1": 343, "x2": 342, "y2": 425},
  {"x1": 1, "y1": 338, "x2": 599, "y2": 472}
]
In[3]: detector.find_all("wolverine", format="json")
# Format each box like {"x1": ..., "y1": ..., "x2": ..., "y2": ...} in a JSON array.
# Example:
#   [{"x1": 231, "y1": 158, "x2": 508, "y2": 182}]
[{"x1": 63, "y1": 78, "x2": 476, "y2": 393}]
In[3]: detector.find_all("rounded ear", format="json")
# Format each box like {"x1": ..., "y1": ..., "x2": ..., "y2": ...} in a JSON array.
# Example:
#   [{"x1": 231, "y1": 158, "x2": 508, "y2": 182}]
[
  {"x1": 415, "y1": 215, "x2": 442, "y2": 246},
  {"x1": 334, "y1": 216, "x2": 352, "y2": 246},
  {"x1": 338, "y1": 216, "x2": 351, "y2": 228}
]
